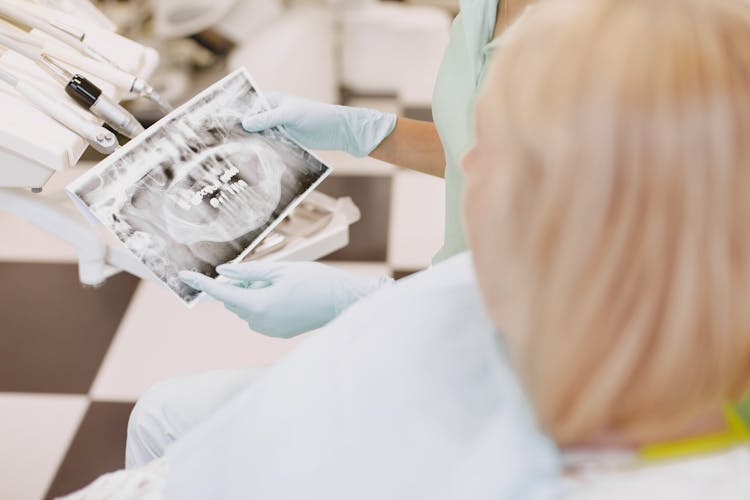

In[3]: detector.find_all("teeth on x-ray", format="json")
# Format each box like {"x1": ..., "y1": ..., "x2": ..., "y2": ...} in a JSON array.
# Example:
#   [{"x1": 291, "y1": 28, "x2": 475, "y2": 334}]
[{"x1": 70, "y1": 70, "x2": 332, "y2": 304}]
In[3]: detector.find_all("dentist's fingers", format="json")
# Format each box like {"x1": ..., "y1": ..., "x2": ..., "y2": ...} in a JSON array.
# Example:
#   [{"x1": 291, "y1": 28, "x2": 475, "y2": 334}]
[
  {"x1": 241, "y1": 107, "x2": 291, "y2": 133},
  {"x1": 264, "y1": 92, "x2": 284, "y2": 107},
  {"x1": 216, "y1": 262, "x2": 285, "y2": 281},
  {"x1": 178, "y1": 270, "x2": 210, "y2": 290},
  {"x1": 178, "y1": 271, "x2": 247, "y2": 305}
]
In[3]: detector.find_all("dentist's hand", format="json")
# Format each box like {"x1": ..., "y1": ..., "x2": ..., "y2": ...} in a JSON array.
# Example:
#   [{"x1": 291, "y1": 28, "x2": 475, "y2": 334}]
[
  {"x1": 179, "y1": 262, "x2": 394, "y2": 338},
  {"x1": 241, "y1": 93, "x2": 397, "y2": 158}
]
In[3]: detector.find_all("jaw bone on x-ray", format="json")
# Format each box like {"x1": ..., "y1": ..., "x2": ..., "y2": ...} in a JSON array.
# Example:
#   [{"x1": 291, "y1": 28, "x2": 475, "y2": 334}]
[{"x1": 67, "y1": 69, "x2": 331, "y2": 304}]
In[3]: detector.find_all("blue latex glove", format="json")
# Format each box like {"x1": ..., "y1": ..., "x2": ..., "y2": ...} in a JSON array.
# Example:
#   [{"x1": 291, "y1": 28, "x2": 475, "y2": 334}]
[
  {"x1": 241, "y1": 93, "x2": 398, "y2": 158},
  {"x1": 179, "y1": 261, "x2": 394, "y2": 338}
]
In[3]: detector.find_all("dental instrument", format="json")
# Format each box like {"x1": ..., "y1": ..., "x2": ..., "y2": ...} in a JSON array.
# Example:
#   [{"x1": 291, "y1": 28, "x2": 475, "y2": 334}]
[
  {"x1": 280, "y1": 201, "x2": 334, "y2": 237},
  {"x1": 0, "y1": 1, "x2": 110, "y2": 65},
  {"x1": 64, "y1": 71, "x2": 144, "y2": 138},
  {"x1": 37, "y1": 41, "x2": 148, "y2": 93},
  {"x1": 0, "y1": 0, "x2": 173, "y2": 112},
  {"x1": 248, "y1": 233, "x2": 288, "y2": 259},
  {"x1": 247, "y1": 202, "x2": 334, "y2": 260},
  {"x1": 0, "y1": 65, "x2": 118, "y2": 154},
  {"x1": 0, "y1": 31, "x2": 144, "y2": 137},
  {"x1": 38, "y1": 39, "x2": 171, "y2": 112}
]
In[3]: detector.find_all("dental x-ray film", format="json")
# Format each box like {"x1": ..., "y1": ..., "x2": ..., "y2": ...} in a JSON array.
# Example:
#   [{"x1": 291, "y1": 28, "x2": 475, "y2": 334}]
[{"x1": 66, "y1": 69, "x2": 331, "y2": 305}]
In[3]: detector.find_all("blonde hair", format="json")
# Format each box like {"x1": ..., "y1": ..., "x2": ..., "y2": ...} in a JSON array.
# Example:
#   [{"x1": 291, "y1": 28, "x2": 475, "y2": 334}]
[{"x1": 480, "y1": 0, "x2": 750, "y2": 445}]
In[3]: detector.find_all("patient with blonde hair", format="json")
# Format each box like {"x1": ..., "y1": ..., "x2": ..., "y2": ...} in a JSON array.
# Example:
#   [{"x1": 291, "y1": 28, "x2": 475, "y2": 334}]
[
  {"x1": 61, "y1": 0, "x2": 750, "y2": 497},
  {"x1": 466, "y1": 0, "x2": 750, "y2": 494}
]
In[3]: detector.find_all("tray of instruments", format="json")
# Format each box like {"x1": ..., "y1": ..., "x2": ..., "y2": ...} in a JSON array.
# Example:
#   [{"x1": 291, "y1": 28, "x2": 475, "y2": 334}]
[{"x1": 245, "y1": 190, "x2": 360, "y2": 264}]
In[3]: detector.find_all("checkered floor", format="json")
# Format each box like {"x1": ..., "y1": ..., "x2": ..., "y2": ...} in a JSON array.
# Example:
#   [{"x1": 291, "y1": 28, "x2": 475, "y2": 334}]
[{"x1": 0, "y1": 103, "x2": 445, "y2": 499}]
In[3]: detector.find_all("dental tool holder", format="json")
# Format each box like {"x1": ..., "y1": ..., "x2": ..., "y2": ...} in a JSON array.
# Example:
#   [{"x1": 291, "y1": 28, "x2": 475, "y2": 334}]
[
  {"x1": 0, "y1": 2, "x2": 157, "y2": 285},
  {"x1": 0, "y1": 1, "x2": 159, "y2": 189},
  {"x1": 246, "y1": 191, "x2": 360, "y2": 264}
]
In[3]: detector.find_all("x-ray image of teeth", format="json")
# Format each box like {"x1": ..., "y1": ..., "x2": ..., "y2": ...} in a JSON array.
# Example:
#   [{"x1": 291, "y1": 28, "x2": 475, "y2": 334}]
[{"x1": 66, "y1": 69, "x2": 331, "y2": 304}]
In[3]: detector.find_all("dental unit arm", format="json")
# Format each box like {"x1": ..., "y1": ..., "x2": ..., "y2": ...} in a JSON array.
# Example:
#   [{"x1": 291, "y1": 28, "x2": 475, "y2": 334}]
[
  {"x1": 0, "y1": 0, "x2": 162, "y2": 285},
  {"x1": 0, "y1": 0, "x2": 161, "y2": 187}
]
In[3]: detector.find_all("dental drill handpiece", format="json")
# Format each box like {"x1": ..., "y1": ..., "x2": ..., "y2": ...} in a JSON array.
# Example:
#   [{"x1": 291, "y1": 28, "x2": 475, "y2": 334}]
[
  {"x1": 0, "y1": 66, "x2": 118, "y2": 154},
  {"x1": 45, "y1": 60, "x2": 146, "y2": 138},
  {"x1": 62, "y1": 69, "x2": 145, "y2": 138},
  {"x1": 131, "y1": 78, "x2": 173, "y2": 114},
  {"x1": 0, "y1": 31, "x2": 144, "y2": 138}
]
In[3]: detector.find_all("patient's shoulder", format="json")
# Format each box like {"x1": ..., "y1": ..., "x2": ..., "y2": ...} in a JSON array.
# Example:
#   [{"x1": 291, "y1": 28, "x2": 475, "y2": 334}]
[
  {"x1": 326, "y1": 250, "x2": 499, "y2": 378},
  {"x1": 331, "y1": 251, "x2": 489, "y2": 347},
  {"x1": 394, "y1": 251, "x2": 477, "y2": 291},
  {"x1": 356, "y1": 251, "x2": 480, "y2": 316}
]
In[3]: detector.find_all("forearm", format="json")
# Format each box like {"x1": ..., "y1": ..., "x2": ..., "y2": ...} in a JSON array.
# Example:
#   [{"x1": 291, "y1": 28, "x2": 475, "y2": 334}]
[{"x1": 370, "y1": 117, "x2": 446, "y2": 177}]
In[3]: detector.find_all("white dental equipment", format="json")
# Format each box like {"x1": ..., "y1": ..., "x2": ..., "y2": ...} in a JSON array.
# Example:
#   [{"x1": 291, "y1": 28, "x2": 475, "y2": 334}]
[
  {"x1": 0, "y1": 1, "x2": 113, "y2": 67},
  {"x1": 0, "y1": 65, "x2": 118, "y2": 153},
  {"x1": 0, "y1": 0, "x2": 173, "y2": 111},
  {"x1": 38, "y1": 40, "x2": 161, "y2": 101},
  {"x1": 30, "y1": 0, "x2": 115, "y2": 31},
  {"x1": 0, "y1": 29, "x2": 143, "y2": 137},
  {"x1": 0, "y1": 0, "x2": 160, "y2": 286}
]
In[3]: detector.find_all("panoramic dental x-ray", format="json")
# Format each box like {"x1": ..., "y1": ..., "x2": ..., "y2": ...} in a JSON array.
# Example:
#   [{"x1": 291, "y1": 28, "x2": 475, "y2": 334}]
[{"x1": 68, "y1": 70, "x2": 331, "y2": 303}]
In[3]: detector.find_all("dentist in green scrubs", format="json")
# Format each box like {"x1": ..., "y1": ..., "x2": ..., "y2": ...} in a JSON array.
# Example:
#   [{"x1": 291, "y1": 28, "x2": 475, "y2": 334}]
[{"x1": 126, "y1": 0, "x2": 536, "y2": 468}]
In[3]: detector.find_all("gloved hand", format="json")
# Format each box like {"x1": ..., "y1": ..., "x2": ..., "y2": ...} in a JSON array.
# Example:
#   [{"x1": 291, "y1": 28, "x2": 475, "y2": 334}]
[
  {"x1": 179, "y1": 261, "x2": 394, "y2": 338},
  {"x1": 241, "y1": 93, "x2": 398, "y2": 158}
]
